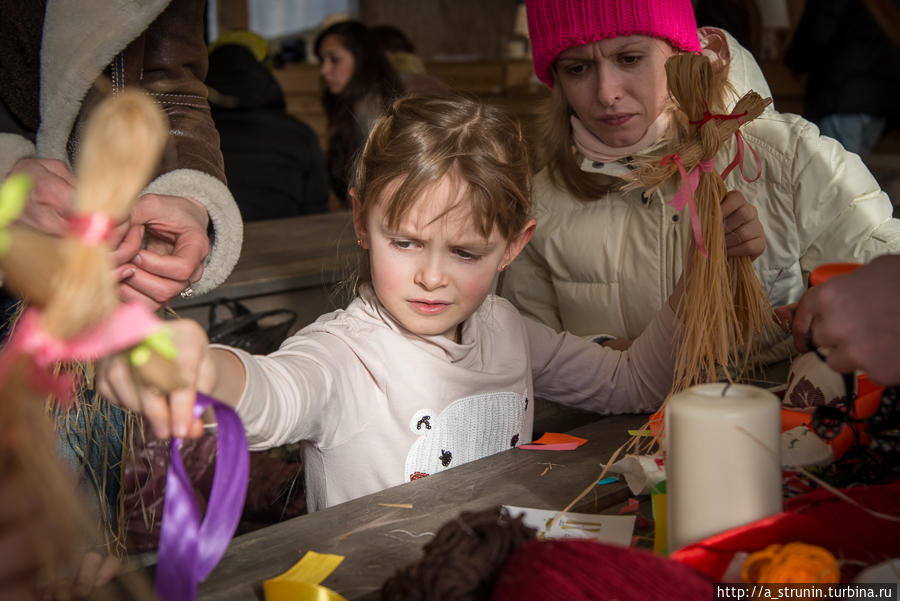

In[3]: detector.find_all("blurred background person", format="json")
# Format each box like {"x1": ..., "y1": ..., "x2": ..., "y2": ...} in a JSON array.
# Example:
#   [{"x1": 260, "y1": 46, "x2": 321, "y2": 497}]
[
  {"x1": 207, "y1": 31, "x2": 329, "y2": 220},
  {"x1": 314, "y1": 20, "x2": 403, "y2": 208},
  {"x1": 785, "y1": 0, "x2": 900, "y2": 155},
  {"x1": 372, "y1": 24, "x2": 451, "y2": 95}
]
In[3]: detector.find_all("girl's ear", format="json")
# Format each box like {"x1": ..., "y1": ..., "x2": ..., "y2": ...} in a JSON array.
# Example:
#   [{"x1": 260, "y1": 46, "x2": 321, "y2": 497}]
[
  {"x1": 350, "y1": 189, "x2": 369, "y2": 249},
  {"x1": 499, "y1": 218, "x2": 536, "y2": 271}
]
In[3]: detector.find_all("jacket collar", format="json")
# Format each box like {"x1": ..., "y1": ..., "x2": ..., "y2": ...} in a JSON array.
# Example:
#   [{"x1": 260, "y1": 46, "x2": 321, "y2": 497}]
[{"x1": 37, "y1": 0, "x2": 170, "y2": 160}]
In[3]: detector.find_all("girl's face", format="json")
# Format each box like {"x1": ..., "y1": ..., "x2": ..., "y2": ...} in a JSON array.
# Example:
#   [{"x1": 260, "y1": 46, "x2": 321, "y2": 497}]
[
  {"x1": 318, "y1": 34, "x2": 355, "y2": 94},
  {"x1": 353, "y1": 177, "x2": 534, "y2": 341},
  {"x1": 554, "y1": 36, "x2": 675, "y2": 148}
]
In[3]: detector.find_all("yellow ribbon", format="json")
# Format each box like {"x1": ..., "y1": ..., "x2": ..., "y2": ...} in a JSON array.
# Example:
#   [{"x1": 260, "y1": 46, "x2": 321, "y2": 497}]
[{"x1": 263, "y1": 551, "x2": 347, "y2": 601}]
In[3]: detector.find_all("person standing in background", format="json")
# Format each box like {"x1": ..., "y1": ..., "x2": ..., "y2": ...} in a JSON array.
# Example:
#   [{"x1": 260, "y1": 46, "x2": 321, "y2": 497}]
[
  {"x1": 314, "y1": 20, "x2": 403, "y2": 208},
  {"x1": 207, "y1": 32, "x2": 330, "y2": 220},
  {"x1": 785, "y1": 0, "x2": 900, "y2": 155}
]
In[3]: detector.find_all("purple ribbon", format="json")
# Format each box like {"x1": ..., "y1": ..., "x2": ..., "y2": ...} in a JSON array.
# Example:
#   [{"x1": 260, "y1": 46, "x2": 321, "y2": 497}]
[{"x1": 154, "y1": 393, "x2": 250, "y2": 601}]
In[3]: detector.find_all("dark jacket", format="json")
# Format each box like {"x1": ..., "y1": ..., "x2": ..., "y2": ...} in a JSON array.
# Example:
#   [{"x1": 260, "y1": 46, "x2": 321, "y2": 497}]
[
  {"x1": 785, "y1": 0, "x2": 900, "y2": 129},
  {"x1": 207, "y1": 44, "x2": 329, "y2": 220}
]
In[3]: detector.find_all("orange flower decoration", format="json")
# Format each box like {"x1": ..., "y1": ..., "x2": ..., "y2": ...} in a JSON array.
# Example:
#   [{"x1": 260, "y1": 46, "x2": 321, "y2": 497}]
[{"x1": 742, "y1": 543, "x2": 840, "y2": 583}]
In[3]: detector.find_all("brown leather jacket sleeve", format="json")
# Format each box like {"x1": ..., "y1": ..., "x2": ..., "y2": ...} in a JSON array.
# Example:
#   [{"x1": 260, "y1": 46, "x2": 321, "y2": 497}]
[{"x1": 84, "y1": 0, "x2": 226, "y2": 183}]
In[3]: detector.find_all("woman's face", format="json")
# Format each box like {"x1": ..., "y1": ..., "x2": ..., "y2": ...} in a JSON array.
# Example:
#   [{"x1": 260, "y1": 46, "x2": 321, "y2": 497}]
[
  {"x1": 554, "y1": 36, "x2": 675, "y2": 148},
  {"x1": 318, "y1": 34, "x2": 356, "y2": 94}
]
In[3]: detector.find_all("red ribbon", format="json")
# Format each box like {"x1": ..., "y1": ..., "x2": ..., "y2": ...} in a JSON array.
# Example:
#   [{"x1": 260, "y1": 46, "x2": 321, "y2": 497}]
[
  {"x1": 660, "y1": 154, "x2": 714, "y2": 257},
  {"x1": 688, "y1": 111, "x2": 763, "y2": 183}
]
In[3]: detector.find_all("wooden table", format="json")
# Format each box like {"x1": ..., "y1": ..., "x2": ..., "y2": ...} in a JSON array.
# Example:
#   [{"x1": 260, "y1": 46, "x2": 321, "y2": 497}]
[
  {"x1": 170, "y1": 211, "x2": 357, "y2": 330},
  {"x1": 196, "y1": 414, "x2": 648, "y2": 601}
]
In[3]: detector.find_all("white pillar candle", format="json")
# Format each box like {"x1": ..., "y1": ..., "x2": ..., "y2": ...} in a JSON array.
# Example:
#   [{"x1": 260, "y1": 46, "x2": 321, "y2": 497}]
[{"x1": 666, "y1": 383, "x2": 782, "y2": 552}]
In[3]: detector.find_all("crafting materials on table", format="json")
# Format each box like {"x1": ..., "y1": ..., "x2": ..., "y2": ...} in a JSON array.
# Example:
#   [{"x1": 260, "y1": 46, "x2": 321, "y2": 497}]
[{"x1": 666, "y1": 383, "x2": 782, "y2": 552}]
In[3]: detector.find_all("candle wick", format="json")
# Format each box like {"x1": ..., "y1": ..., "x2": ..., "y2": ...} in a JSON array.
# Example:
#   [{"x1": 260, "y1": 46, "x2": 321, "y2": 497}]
[{"x1": 721, "y1": 381, "x2": 732, "y2": 397}]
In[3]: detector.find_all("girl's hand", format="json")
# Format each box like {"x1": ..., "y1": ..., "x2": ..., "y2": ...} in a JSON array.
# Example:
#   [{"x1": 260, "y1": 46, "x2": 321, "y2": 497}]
[
  {"x1": 96, "y1": 319, "x2": 215, "y2": 439},
  {"x1": 721, "y1": 190, "x2": 766, "y2": 260}
]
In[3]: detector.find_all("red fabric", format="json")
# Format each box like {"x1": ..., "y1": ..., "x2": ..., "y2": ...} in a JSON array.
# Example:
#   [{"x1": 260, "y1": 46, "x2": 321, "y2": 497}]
[
  {"x1": 492, "y1": 539, "x2": 713, "y2": 601},
  {"x1": 670, "y1": 481, "x2": 900, "y2": 581}
]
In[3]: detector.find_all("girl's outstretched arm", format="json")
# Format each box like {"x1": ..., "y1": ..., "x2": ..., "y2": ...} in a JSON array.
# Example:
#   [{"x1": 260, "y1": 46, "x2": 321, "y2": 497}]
[{"x1": 96, "y1": 319, "x2": 246, "y2": 438}]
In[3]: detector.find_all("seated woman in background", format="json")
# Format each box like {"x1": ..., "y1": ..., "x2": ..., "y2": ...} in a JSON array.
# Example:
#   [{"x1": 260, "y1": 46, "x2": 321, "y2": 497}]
[
  {"x1": 501, "y1": 0, "x2": 900, "y2": 365},
  {"x1": 207, "y1": 32, "x2": 330, "y2": 220},
  {"x1": 314, "y1": 20, "x2": 403, "y2": 208}
]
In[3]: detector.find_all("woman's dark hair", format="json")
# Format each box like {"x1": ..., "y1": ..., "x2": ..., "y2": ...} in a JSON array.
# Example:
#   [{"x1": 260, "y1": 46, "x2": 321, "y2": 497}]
[{"x1": 314, "y1": 20, "x2": 403, "y2": 205}]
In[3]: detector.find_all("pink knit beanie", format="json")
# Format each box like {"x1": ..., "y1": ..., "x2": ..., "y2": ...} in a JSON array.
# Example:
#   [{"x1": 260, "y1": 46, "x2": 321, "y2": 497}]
[{"x1": 526, "y1": 0, "x2": 703, "y2": 87}]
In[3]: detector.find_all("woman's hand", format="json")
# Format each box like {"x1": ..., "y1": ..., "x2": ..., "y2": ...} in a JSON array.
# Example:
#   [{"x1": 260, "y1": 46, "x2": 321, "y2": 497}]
[
  {"x1": 112, "y1": 194, "x2": 211, "y2": 310},
  {"x1": 721, "y1": 190, "x2": 765, "y2": 260},
  {"x1": 96, "y1": 319, "x2": 215, "y2": 439}
]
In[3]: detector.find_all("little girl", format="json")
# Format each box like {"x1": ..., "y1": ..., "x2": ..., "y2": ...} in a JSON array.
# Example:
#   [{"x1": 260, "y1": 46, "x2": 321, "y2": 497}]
[{"x1": 97, "y1": 95, "x2": 764, "y2": 511}]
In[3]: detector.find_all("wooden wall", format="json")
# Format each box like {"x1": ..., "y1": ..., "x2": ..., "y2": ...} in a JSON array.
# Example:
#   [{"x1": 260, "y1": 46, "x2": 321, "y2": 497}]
[{"x1": 359, "y1": 0, "x2": 520, "y2": 60}]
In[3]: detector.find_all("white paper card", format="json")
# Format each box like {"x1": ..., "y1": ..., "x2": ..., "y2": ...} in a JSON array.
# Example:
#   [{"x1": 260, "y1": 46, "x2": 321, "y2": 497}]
[{"x1": 503, "y1": 505, "x2": 635, "y2": 547}]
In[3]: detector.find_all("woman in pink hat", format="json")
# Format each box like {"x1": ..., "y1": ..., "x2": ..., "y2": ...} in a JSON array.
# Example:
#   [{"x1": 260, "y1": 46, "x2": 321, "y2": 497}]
[{"x1": 501, "y1": 0, "x2": 900, "y2": 364}]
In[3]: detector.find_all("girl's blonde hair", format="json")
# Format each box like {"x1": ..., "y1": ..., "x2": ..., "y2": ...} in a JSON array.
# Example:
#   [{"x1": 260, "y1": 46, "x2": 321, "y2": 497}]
[
  {"x1": 350, "y1": 94, "x2": 533, "y2": 242},
  {"x1": 534, "y1": 46, "x2": 732, "y2": 201}
]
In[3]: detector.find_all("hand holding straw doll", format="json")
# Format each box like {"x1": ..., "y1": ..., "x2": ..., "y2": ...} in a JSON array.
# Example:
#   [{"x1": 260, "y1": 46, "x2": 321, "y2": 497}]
[{"x1": 0, "y1": 90, "x2": 247, "y2": 601}]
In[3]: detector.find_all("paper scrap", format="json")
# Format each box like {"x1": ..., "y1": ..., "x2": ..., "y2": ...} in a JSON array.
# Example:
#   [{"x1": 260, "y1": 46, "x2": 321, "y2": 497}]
[
  {"x1": 504, "y1": 505, "x2": 635, "y2": 547},
  {"x1": 617, "y1": 497, "x2": 640, "y2": 515},
  {"x1": 263, "y1": 551, "x2": 347, "y2": 601},
  {"x1": 605, "y1": 454, "x2": 666, "y2": 495},
  {"x1": 519, "y1": 432, "x2": 587, "y2": 451},
  {"x1": 532, "y1": 432, "x2": 588, "y2": 446},
  {"x1": 518, "y1": 441, "x2": 582, "y2": 451}
]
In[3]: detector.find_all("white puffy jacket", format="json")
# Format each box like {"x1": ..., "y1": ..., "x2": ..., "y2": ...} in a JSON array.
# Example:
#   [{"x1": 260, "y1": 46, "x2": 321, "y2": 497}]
[{"x1": 502, "y1": 30, "x2": 900, "y2": 359}]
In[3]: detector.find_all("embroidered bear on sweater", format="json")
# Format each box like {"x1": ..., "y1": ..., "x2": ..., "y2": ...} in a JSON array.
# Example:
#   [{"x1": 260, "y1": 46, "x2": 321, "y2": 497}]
[{"x1": 405, "y1": 391, "x2": 528, "y2": 481}]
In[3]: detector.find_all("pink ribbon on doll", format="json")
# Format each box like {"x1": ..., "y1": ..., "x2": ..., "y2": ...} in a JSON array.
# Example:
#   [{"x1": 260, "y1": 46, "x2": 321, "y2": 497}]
[
  {"x1": 0, "y1": 302, "x2": 161, "y2": 401},
  {"x1": 660, "y1": 154, "x2": 715, "y2": 257},
  {"x1": 68, "y1": 213, "x2": 117, "y2": 246},
  {"x1": 721, "y1": 129, "x2": 762, "y2": 183}
]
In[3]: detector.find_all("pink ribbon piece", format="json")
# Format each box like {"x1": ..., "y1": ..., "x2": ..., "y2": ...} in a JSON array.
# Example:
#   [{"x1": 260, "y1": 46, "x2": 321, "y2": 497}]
[
  {"x1": 68, "y1": 213, "x2": 117, "y2": 246},
  {"x1": 0, "y1": 302, "x2": 163, "y2": 401},
  {"x1": 155, "y1": 393, "x2": 250, "y2": 601},
  {"x1": 660, "y1": 154, "x2": 714, "y2": 257},
  {"x1": 721, "y1": 129, "x2": 762, "y2": 183}
]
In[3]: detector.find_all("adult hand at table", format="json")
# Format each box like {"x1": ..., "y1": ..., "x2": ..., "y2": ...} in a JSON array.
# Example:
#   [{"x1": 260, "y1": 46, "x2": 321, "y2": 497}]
[
  {"x1": 791, "y1": 254, "x2": 900, "y2": 386},
  {"x1": 113, "y1": 193, "x2": 210, "y2": 310}
]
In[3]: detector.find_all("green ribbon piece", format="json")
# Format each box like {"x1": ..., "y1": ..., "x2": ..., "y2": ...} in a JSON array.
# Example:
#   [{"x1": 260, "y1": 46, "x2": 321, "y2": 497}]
[
  {"x1": 130, "y1": 327, "x2": 178, "y2": 367},
  {"x1": 0, "y1": 173, "x2": 32, "y2": 256}
]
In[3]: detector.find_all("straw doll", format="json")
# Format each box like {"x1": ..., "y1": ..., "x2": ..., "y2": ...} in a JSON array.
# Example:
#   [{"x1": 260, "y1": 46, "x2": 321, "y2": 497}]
[
  {"x1": 0, "y1": 89, "x2": 171, "y2": 599},
  {"x1": 624, "y1": 52, "x2": 776, "y2": 394}
]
